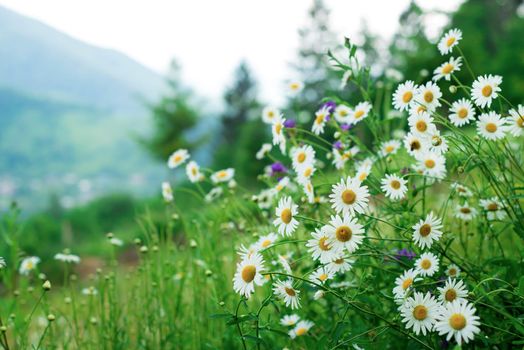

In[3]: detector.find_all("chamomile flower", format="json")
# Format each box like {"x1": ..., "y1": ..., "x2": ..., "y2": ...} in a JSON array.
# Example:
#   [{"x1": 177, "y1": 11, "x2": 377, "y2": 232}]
[
  {"x1": 274, "y1": 177, "x2": 290, "y2": 193},
  {"x1": 296, "y1": 164, "x2": 316, "y2": 185},
  {"x1": 438, "y1": 28, "x2": 462, "y2": 55},
  {"x1": 392, "y1": 268, "x2": 421, "y2": 301},
  {"x1": 333, "y1": 147, "x2": 359, "y2": 170},
  {"x1": 54, "y1": 251, "x2": 80, "y2": 264},
  {"x1": 306, "y1": 228, "x2": 340, "y2": 264},
  {"x1": 415, "y1": 81, "x2": 442, "y2": 112},
  {"x1": 277, "y1": 254, "x2": 293, "y2": 274},
  {"x1": 412, "y1": 212, "x2": 443, "y2": 249},
  {"x1": 393, "y1": 80, "x2": 418, "y2": 111},
  {"x1": 256, "y1": 143, "x2": 272, "y2": 160},
  {"x1": 451, "y1": 183, "x2": 473, "y2": 197},
  {"x1": 262, "y1": 106, "x2": 280, "y2": 124},
  {"x1": 381, "y1": 174, "x2": 408, "y2": 201},
  {"x1": 349, "y1": 101, "x2": 372, "y2": 124},
  {"x1": 334, "y1": 104, "x2": 352, "y2": 123},
  {"x1": 416, "y1": 151, "x2": 446, "y2": 180},
  {"x1": 161, "y1": 182, "x2": 173, "y2": 202},
  {"x1": 273, "y1": 196, "x2": 299, "y2": 236},
  {"x1": 434, "y1": 300, "x2": 481, "y2": 345},
  {"x1": 272, "y1": 115, "x2": 286, "y2": 152},
  {"x1": 289, "y1": 320, "x2": 314, "y2": 339},
  {"x1": 408, "y1": 111, "x2": 436, "y2": 136},
  {"x1": 291, "y1": 145, "x2": 315, "y2": 171},
  {"x1": 273, "y1": 280, "x2": 301, "y2": 309},
  {"x1": 186, "y1": 161, "x2": 203, "y2": 182},
  {"x1": 167, "y1": 149, "x2": 189, "y2": 169},
  {"x1": 355, "y1": 162, "x2": 372, "y2": 182},
  {"x1": 507, "y1": 105, "x2": 524, "y2": 137},
  {"x1": 471, "y1": 74, "x2": 502, "y2": 108},
  {"x1": 310, "y1": 266, "x2": 334, "y2": 284},
  {"x1": 281, "y1": 314, "x2": 300, "y2": 327},
  {"x1": 479, "y1": 197, "x2": 507, "y2": 220},
  {"x1": 446, "y1": 264, "x2": 461, "y2": 278},
  {"x1": 288, "y1": 81, "x2": 304, "y2": 95},
  {"x1": 449, "y1": 99, "x2": 476, "y2": 127},
  {"x1": 312, "y1": 106, "x2": 330, "y2": 135},
  {"x1": 211, "y1": 168, "x2": 235, "y2": 183},
  {"x1": 454, "y1": 202, "x2": 478, "y2": 221},
  {"x1": 329, "y1": 176, "x2": 369, "y2": 216},
  {"x1": 400, "y1": 291, "x2": 440, "y2": 336},
  {"x1": 404, "y1": 132, "x2": 428, "y2": 157},
  {"x1": 326, "y1": 256, "x2": 354, "y2": 274},
  {"x1": 477, "y1": 111, "x2": 507, "y2": 140},
  {"x1": 415, "y1": 252, "x2": 439, "y2": 277},
  {"x1": 205, "y1": 187, "x2": 223, "y2": 202},
  {"x1": 303, "y1": 181, "x2": 315, "y2": 203},
  {"x1": 433, "y1": 57, "x2": 462, "y2": 81},
  {"x1": 323, "y1": 214, "x2": 365, "y2": 254},
  {"x1": 19, "y1": 256, "x2": 40, "y2": 275},
  {"x1": 428, "y1": 131, "x2": 449, "y2": 155},
  {"x1": 379, "y1": 139, "x2": 402, "y2": 158},
  {"x1": 233, "y1": 252, "x2": 265, "y2": 298},
  {"x1": 438, "y1": 278, "x2": 468, "y2": 304},
  {"x1": 255, "y1": 233, "x2": 278, "y2": 250}
]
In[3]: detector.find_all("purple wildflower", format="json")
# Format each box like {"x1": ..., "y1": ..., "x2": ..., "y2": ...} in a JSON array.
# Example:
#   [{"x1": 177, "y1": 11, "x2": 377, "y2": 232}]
[
  {"x1": 322, "y1": 100, "x2": 337, "y2": 113},
  {"x1": 395, "y1": 248, "x2": 416, "y2": 260},
  {"x1": 283, "y1": 119, "x2": 296, "y2": 128},
  {"x1": 270, "y1": 162, "x2": 288, "y2": 176},
  {"x1": 333, "y1": 141, "x2": 343, "y2": 150},
  {"x1": 340, "y1": 123, "x2": 354, "y2": 131}
]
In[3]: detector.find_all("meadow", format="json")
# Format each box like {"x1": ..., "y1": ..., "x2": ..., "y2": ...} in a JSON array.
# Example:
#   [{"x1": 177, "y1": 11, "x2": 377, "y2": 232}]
[{"x1": 1, "y1": 27, "x2": 524, "y2": 350}]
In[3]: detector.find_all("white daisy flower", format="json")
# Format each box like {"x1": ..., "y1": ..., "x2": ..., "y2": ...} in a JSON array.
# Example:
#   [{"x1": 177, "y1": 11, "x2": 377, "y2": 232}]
[
  {"x1": 451, "y1": 183, "x2": 473, "y2": 197},
  {"x1": 409, "y1": 103, "x2": 430, "y2": 118},
  {"x1": 433, "y1": 57, "x2": 462, "y2": 81},
  {"x1": 161, "y1": 182, "x2": 173, "y2": 202},
  {"x1": 271, "y1": 114, "x2": 286, "y2": 153},
  {"x1": 454, "y1": 202, "x2": 478, "y2": 221},
  {"x1": 333, "y1": 146, "x2": 360, "y2": 170},
  {"x1": 479, "y1": 197, "x2": 507, "y2": 220},
  {"x1": 408, "y1": 111, "x2": 437, "y2": 136},
  {"x1": 288, "y1": 81, "x2": 304, "y2": 95},
  {"x1": 109, "y1": 237, "x2": 123, "y2": 246},
  {"x1": 334, "y1": 104, "x2": 352, "y2": 124},
  {"x1": 427, "y1": 131, "x2": 449, "y2": 155},
  {"x1": 326, "y1": 255, "x2": 354, "y2": 274},
  {"x1": 255, "y1": 233, "x2": 279, "y2": 251},
  {"x1": 82, "y1": 286, "x2": 98, "y2": 296},
  {"x1": 414, "y1": 81, "x2": 442, "y2": 112},
  {"x1": 273, "y1": 196, "x2": 299, "y2": 236},
  {"x1": 277, "y1": 254, "x2": 293, "y2": 274},
  {"x1": 438, "y1": 28, "x2": 462, "y2": 55},
  {"x1": 274, "y1": 177, "x2": 290, "y2": 193},
  {"x1": 313, "y1": 290, "x2": 325, "y2": 300},
  {"x1": 449, "y1": 98, "x2": 476, "y2": 127},
  {"x1": 289, "y1": 320, "x2": 314, "y2": 339},
  {"x1": 393, "y1": 268, "x2": 421, "y2": 301},
  {"x1": 381, "y1": 174, "x2": 408, "y2": 201},
  {"x1": 477, "y1": 111, "x2": 507, "y2": 140},
  {"x1": 415, "y1": 151, "x2": 447, "y2": 180},
  {"x1": 262, "y1": 106, "x2": 280, "y2": 124},
  {"x1": 310, "y1": 266, "x2": 334, "y2": 284},
  {"x1": 233, "y1": 251, "x2": 265, "y2": 298},
  {"x1": 393, "y1": 80, "x2": 418, "y2": 111},
  {"x1": 412, "y1": 212, "x2": 444, "y2": 249},
  {"x1": 303, "y1": 181, "x2": 315, "y2": 203},
  {"x1": 312, "y1": 106, "x2": 330, "y2": 135},
  {"x1": 329, "y1": 176, "x2": 369, "y2": 216},
  {"x1": 438, "y1": 278, "x2": 468, "y2": 304},
  {"x1": 507, "y1": 105, "x2": 524, "y2": 137},
  {"x1": 355, "y1": 161, "x2": 372, "y2": 182},
  {"x1": 167, "y1": 149, "x2": 189, "y2": 169},
  {"x1": 54, "y1": 252, "x2": 80, "y2": 264},
  {"x1": 434, "y1": 300, "x2": 481, "y2": 345},
  {"x1": 340, "y1": 70, "x2": 352, "y2": 90},
  {"x1": 205, "y1": 187, "x2": 223, "y2": 203},
  {"x1": 256, "y1": 143, "x2": 272, "y2": 160},
  {"x1": 404, "y1": 132, "x2": 429, "y2": 157},
  {"x1": 349, "y1": 101, "x2": 372, "y2": 124},
  {"x1": 415, "y1": 252, "x2": 440, "y2": 277},
  {"x1": 296, "y1": 164, "x2": 316, "y2": 185},
  {"x1": 185, "y1": 161, "x2": 203, "y2": 183},
  {"x1": 211, "y1": 168, "x2": 235, "y2": 183},
  {"x1": 379, "y1": 139, "x2": 402, "y2": 158},
  {"x1": 291, "y1": 145, "x2": 315, "y2": 172},
  {"x1": 19, "y1": 256, "x2": 41, "y2": 276},
  {"x1": 446, "y1": 264, "x2": 461, "y2": 278},
  {"x1": 306, "y1": 228, "x2": 341, "y2": 264},
  {"x1": 400, "y1": 291, "x2": 440, "y2": 336},
  {"x1": 280, "y1": 314, "x2": 300, "y2": 327},
  {"x1": 323, "y1": 214, "x2": 365, "y2": 254},
  {"x1": 256, "y1": 188, "x2": 275, "y2": 209},
  {"x1": 273, "y1": 280, "x2": 301, "y2": 309},
  {"x1": 471, "y1": 74, "x2": 502, "y2": 108}
]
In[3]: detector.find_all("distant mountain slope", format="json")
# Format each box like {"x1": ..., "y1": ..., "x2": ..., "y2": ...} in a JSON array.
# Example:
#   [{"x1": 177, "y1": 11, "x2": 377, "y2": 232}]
[{"x1": 0, "y1": 5, "x2": 164, "y2": 113}]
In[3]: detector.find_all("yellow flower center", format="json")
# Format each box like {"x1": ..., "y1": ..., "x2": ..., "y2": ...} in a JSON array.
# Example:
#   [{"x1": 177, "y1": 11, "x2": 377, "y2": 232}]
[
  {"x1": 417, "y1": 105, "x2": 427, "y2": 114},
  {"x1": 191, "y1": 167, "x2": 197, "y2": 176},
  {"x1": 482, "y1": 85, "x2": 492, "y2": 97},
  {"x1": 275, "y1": 123, "x2": 282, "y2": 134},
  {"x1": 425, "y1": 159, "x2": 436, "y2": 169},
  {"x1": 446, "y1": 37, "x2": 456, "y2": 47},
  {"x1": 354, "y1": 110, "x2": 365, "y2": 119},
  {"x1": 241, "y1": 265, "x2": 256, "y2": 283},
  {"x1": 334, "y1": 258, "x2": 344, "y2": 264},
  {"x1": 385, "y1": 145, "x2": 394, "y2": 153},
  {"x1": 297, "y1": 152, "x2": 306, "y2": 163},
  {"x1": 26, "y1": 261, "x2": 34, "y2": 270},
  {"x1": 485, "y1": 122, "x2": 497, "y2": 133},
  {"x1": 460, "y1": 207, "x2": 471, "y2": 214},
  {"x1": 261, "y1": 239, "x2": 272, "y2": 248},
  {"x1": 390, "y1": 180, "x2": 401, "y2": 190},
  {"x1": 423, "y1": 91, "x2": 434, "y2": 103},
  {"x1": 336, "y1": 225, "x2": 352, "y2": 242},
  {"x1": 303, "y1": 168, "x2": 313, "y2": 177},
  {"x1": 402, "y1": 278, "x2": 413, "y2": 290},
  {"x1": 268, "y1": 111, "x2": 274, "y2": 118},
  {"x1": 319, "y1": 273, "x2": 328, "y2": 281},
  {"x1": 445, "y1": 288, "x2": 457, "y2": 302},
  {"x1": 174, "y1": 155, "x2": 182, "y2": 162},
  {"x1": 442, "y1": 63, "x2": 454, "y2": 74},
  {"x1": 416, "y1": 120, "x2": 427, "y2": 132},
  {"x1": 517, "y1": 117, "x2": 524, "y2": 127},
  {"x1": 295, "y1": 327, "x2": 307, "y2": 336},
  {"x1": 448, "y1": 268, "x2": 457, "y2": 276},
  {"x1": 449, "y1": 313, "x2": 467, "y2": 330},
  {"x1": 280, "y1": 208, "x2": 292, "y2": 224},
  {"x1": 358, "y1": 172, "x2": 367, "y2": 181},
  {"x1": 290, "y1": 83, "x2": 300, "y2": 90},
  {"x1": 284, "y1": 287, "x2": 296, "y2": 297},
  {"x1": 487, "y1": 203, "x2": 498, "y2": 211},
  {"x1": 421, "y1": 259, "x2": 432, "y2": 270},
  {"x1": 411, "y1": 140, "x2": 421, "y2": 151},
  {"x1": 341, "y1": 189, "x2": 356, "y2": 204},
  {"x1": 457, "y1": 108, "x2": 468, "y2": 119},
  {"x1": 316, "y1": 114, "x2": 325, "y2": 124},
  {"x1": 340, "y1": 109, "x2": 348, "y2": 117},
  {"x1": 402, "y1": 91, "x2": 413, "y2": 103},
  {"x1": 318, "y1": 237, "x2": 331, "y2": 251},
  {"x1": 413, "y1": 305, "x2": 428, "y2": 320},
  {"x1": 419, "y1": 224, "x2": 432, "y2": 237}
]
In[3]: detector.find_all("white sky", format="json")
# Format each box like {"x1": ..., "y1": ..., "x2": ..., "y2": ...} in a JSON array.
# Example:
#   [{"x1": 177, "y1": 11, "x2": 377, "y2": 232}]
[{"x1": 0, "y1": 0, "x2": 461, "y2": 105}]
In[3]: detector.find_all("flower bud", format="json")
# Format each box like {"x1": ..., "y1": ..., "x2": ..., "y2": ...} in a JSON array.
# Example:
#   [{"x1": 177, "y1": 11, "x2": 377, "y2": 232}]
[
  {"x1": 42, "y1": 280, "x2": 52, "y2": 291},
  {"x1": 47, "y1": 314, "x2": 56, "y2": 322},
  {"x1": 449, "y1": 85, "x2": 457, "y2": 93}
]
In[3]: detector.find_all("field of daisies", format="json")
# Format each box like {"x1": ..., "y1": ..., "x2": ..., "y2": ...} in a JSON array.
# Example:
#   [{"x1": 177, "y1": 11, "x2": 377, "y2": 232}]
[{"x1": 2, "y1": 27, "x2": 524, "y2": 349}]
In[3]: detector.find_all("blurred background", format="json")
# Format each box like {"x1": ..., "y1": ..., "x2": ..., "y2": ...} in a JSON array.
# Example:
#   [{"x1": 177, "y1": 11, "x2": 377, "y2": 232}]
[{"x1": 0, "y1": 0, "x2": 523, "y2": 274}]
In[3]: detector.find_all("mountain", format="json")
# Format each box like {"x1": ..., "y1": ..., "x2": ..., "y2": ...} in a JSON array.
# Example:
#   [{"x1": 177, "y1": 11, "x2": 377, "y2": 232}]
[{"x1": 0, "y1": 6, "x2": 168, "y2": 212}]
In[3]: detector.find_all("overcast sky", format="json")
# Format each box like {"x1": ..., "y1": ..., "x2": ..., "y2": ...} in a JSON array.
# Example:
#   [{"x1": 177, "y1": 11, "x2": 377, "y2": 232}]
[{"x1": 0, "y1": 0, "x2": 461, "y2": 105}]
